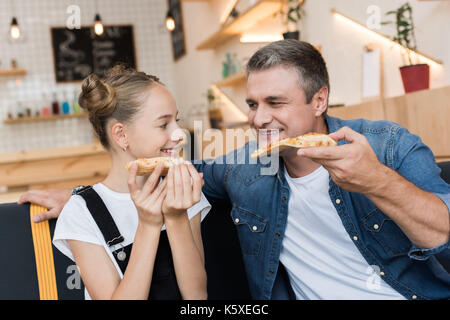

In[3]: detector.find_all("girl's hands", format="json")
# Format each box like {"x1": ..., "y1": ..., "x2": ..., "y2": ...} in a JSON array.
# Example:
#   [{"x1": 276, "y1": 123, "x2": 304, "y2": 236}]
[
  {"x1": 128, "y1": 163, "x2": 167, "y2": 228},
  {"x1": 162, "y1": 161, "x2": 204, "y2": 220}
]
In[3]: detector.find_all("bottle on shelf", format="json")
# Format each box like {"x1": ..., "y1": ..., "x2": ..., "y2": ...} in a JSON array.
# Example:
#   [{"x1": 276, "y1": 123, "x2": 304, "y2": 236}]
[
  {"x1": 222, "y1": 61, "x2": 229, "y2": 79},
  {"x1": 7, "y1": 104, "x2": 14, "y2": 120},
  {"x1": 41, "y1": 93, "x2": 51, "y2": 116},
  {"x1": 17, "y1": 101, "x2": 25, "y2": 118},
  {"x1": 51, "y1": 92, "x2": 60, "y2": 115},
  {"x1": 62, "y1": 91, "x2": 70, "y2": 114},
  {"x1": 229, "y1": 53, "x2": 238, "y2": 75},
  {"x1": 33, "y1": 102, "x2": 41, "y2": 117},
  {"x1": 72, "y1": 90, "x2": 81, "y2": 113},
  {"x1": 25, "y1": 104, "x2": 32, "y2": 118},
  {"x1": 226, "y1": 53, "x2": 232, "y2": 75},
  {"x1": 232, "y1": 53, "x2": 242, "y2": 74}
]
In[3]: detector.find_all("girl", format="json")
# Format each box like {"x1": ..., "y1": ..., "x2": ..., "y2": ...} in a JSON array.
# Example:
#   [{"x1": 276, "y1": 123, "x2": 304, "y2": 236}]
[{"x1": 53, "y1": 65, "x2": 210, "y2": 300}]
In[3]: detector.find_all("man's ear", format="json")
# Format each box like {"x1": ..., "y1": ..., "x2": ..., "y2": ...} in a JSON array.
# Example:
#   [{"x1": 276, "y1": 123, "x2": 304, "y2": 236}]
[
  {"x1": 312, "y1": 86, "x2": 329, "y2": 117},
  {"x1": 110, "y1": 122, "x2": 128, "y2": 150}
]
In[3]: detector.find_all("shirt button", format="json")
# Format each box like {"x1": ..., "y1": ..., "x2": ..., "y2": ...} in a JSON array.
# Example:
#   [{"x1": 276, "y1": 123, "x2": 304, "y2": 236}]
[
  {"x1": 353, "y1": 236, "x2": 358, "y2": 241},
  {"x1": 275, "y1": 232, "x2": 281, "y2": 237},
  {"x1": 412, "y1": 295, "x2": 417, "y2": 299},
  {"x1": 282, "y1": 196, "x2": 287, "y2": 201},
  {"x1": 379, "y1": 271, "x2": 385, "y2": 276},
  {"x1": 335, "y1": 199, "x2": 341, "y2": 204},
  {"x1": 269, "y1": 269, "x2": 274, "y2": 274},
  {"x1": 234, "y1": 218, "x2": 239, "y2": 224},
  {"x1": 373, "y1": 224, "x2": 379, "y2": 230},
  {"x1": 252, "y1": 226, "x2": 258, "y2": 231}
]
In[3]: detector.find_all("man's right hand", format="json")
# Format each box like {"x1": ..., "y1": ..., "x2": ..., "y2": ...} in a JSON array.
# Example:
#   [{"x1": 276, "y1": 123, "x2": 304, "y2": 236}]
[{"x1": 18, "y1": 189, "x2": 71, "y2": 223}]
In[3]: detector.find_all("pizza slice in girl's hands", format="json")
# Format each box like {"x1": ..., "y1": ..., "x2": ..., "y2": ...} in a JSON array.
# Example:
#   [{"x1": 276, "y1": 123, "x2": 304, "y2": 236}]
[
  {"x1": 125, "y1": 157, "x2": 184, "y2": 176},
  {"x1": 250, "y1": 133, "x2": 337, "y2": 159}
]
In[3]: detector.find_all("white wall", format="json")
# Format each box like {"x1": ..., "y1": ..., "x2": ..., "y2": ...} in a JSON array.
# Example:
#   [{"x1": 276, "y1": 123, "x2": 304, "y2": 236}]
[
  {"x1": 174, "y1": 0, "x2": 450, "y2": 118},
  {"x1": 0, "y1": 0, "x2": 175, "y2": 153}
]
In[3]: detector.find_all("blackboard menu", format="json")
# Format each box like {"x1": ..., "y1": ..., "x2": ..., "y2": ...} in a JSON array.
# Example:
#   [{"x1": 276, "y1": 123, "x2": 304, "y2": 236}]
[
  {"x1": 168, "y1": 0, "x2": 186, "y2": 61},
  {"x1": 51, "y1": 25, "x2": 136, "y2": 82}
]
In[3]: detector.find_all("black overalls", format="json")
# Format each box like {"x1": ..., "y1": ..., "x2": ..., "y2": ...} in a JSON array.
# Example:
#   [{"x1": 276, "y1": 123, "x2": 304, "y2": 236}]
[{"x1": 75, "y1": 186, "x2": 182, "y2": 300}]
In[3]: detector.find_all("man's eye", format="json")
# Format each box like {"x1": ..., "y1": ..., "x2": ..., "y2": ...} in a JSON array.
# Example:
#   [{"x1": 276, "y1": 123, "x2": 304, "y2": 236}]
[
  {"x1": 160, "y1": 123, "x2": 168, "y2": 129},
  {"x1": 176, "y1": 118, "x2": 181, "y2": 122},
  {"x1": 248, "y1": 103, "x2": 257, "y2": 109}
]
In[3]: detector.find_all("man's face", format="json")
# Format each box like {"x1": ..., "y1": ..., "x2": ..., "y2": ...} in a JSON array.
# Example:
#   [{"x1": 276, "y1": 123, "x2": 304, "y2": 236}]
[{"x1": 246, "y1": 66, "x2": 323, "y2": 157}]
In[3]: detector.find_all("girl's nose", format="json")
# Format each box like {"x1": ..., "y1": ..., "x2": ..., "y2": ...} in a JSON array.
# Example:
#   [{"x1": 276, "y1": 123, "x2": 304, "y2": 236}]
[{"x1": 171, "y1": 128, "x2": 186, "y2": 143}]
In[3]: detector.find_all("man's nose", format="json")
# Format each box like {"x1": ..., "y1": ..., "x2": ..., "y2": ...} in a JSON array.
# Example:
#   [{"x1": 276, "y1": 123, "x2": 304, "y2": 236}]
[{"x1": 252, "y1": 105, "x2": 272, "y2": 128}]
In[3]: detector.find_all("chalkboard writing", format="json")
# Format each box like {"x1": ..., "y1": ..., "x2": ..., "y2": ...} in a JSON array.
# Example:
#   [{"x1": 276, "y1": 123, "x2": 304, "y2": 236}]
[
  {"x1": 168, "y1": 0, "x2": 186, "y2": 61},
  {"x1": 51, "y1": 25, "x2": 136, "y2": 82}
]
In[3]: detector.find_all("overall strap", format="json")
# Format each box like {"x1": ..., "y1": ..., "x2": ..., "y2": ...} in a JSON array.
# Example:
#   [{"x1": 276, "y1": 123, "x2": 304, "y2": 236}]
[{"x1": 75, "y1": 186, "x2": 124, "y2": 247}]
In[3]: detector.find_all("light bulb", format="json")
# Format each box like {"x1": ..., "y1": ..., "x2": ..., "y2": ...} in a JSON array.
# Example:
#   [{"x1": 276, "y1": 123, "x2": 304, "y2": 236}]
[
  {"x1": 10, "y1": 17, "x2": 21, "y2": 40},
  {"x1": 94, "y1": 14, "x2": 104, "y2": 36},
  {"x1": 166, "y1": 12, "x2": 175, "y2": 31}
]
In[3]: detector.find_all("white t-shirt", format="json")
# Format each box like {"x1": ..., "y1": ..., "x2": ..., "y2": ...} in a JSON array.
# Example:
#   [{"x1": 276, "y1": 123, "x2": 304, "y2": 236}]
[
  {"x1": 53, "y1": 183, "x2": 211, "y2": 300},
  {"x1": 280, "y1": 165, "x2": 405, "y2": 300}
]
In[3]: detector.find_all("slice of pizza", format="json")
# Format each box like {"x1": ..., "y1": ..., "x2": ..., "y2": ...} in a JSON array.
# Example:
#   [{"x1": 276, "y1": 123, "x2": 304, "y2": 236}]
[
  {"x1": 251, "y1": 132, "x2": 337, "y2": 158},
  {"x1": 125, "y1": 157, "x2": 182, "y2": 176}
]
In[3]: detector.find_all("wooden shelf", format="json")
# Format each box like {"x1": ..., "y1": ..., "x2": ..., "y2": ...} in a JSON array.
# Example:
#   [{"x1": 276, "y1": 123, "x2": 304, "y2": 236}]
[
  {"x1": 196, "y1": 0, "x2": 282, "y2": 50},
  {"x1": 4, "y1": 112, "x2": 88, "y2": 124},
  {"x1": 331, "y1": 9, "x2": 443, "y2": 65},
  {"x1": 0, "y1": 69, "x2": 27, "y2": 76},
  {"x1": 215, "y1": 71, "x2": 246, "y2": 87}
]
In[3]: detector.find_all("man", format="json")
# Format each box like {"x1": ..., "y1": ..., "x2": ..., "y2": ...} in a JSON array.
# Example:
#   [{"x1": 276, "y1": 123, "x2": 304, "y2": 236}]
[{"x1": 20, "y1": 40, "x2": 450, "y2": 299}]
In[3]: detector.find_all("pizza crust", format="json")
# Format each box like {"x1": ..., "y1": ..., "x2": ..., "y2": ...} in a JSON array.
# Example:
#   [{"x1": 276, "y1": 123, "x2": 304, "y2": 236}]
[
  {"x1": 251, "y1": 132, "x2": 337, "y2": 158},
  {"x1": 125, "y1": 157, "x2": 181, "y2": 176}
]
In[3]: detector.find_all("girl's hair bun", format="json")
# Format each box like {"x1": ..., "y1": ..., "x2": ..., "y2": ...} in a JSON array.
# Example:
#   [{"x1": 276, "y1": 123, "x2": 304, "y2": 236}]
[{"x1": 79, "y1": 73, "x2": 117, "y2": 118}]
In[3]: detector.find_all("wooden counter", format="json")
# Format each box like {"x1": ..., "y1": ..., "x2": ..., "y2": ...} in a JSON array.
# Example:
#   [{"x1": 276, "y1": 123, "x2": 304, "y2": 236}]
[
  {"x1": 328, "y1": 86, "x2": 450, "y2": 161},
  {"x1": 0, "y1": 143, "x2": 110, "y2": 198}
]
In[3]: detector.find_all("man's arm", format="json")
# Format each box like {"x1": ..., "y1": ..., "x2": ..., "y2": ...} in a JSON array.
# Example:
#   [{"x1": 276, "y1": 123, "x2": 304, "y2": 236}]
[
  {"x1": 365, "y1": 164, "x2": 449, "y2": 249},
  {"x1": 18, "y1": 188, "x2": 72, "y2": 222},
  {"x1": 298, "y1": 126, "x2": 450, "y2": 250}
]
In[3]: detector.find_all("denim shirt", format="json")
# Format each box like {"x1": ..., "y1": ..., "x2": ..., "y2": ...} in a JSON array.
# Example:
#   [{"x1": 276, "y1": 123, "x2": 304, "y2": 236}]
[{"x1": 194, "y1": 115, "x2": 450, "y2": 300}]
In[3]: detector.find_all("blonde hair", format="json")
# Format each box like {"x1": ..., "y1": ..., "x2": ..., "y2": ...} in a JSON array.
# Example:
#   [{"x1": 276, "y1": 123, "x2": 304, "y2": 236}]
[{"x1": 79, "y1": 65, "x2": 161, "y2": 149}]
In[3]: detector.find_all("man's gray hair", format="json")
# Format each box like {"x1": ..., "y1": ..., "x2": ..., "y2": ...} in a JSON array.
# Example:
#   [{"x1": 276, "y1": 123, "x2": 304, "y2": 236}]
[{"x1": 246, "y1": 40, "x2": 330, "y2": 105}]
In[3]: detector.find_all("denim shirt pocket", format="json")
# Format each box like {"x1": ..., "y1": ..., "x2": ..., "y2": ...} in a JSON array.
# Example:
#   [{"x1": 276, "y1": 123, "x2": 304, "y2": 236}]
[
  {"x1": 363, "y1": 208, "x2": 412, "y2": 257},
  {"x1": 231, "y1": 206, "x2": 267, "y2": 256}
]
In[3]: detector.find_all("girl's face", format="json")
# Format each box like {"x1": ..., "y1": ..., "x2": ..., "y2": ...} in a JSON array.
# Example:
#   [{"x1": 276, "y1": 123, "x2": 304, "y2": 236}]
[{"x1": 125, "y1": 83, "x2": 184, "y2": 159}]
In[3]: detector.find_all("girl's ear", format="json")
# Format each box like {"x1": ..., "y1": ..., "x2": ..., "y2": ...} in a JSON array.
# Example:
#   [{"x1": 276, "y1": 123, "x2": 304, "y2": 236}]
[
  {"x1": 111, "y1": 122, "x2": 128, "y2": 150},
  {"x1": 312, "y1": 86, "x2": 329, "y2": 117}
]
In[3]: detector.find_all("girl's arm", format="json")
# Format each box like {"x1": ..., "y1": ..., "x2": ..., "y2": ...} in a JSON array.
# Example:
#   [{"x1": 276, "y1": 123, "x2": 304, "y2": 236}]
[
  {"x1": 163, "y1": 162, "x2": 207, "y2": 299},
  {"x1": 165, "y1": 213, "x2": 207, "y2": 299},
  {"x1": 68, "y1": 223, "x2": 161, "y2": 300}
]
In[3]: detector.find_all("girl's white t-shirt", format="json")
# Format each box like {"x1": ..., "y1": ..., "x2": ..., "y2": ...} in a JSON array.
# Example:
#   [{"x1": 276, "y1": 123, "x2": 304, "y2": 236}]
[{"x1": 52, "y1": 182, "x2": 211, "y2": 300}]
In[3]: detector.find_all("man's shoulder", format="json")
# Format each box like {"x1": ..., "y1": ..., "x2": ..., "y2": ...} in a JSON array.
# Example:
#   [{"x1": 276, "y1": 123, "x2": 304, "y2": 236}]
[{"x1": 327, "y1": 115, "x2": 402, "y2": 136}]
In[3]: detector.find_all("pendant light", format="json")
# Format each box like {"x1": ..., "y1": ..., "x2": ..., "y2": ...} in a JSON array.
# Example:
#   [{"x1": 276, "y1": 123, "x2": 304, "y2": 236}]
[
  {"x1": 10, "y1": 17, "x2": 21, "y2": 40},
  {"x1": 94, "y1": 14, "x2": 104, "y2": 36},
  {"x1": 166, "y1": 9, "x2": 175, "y2": 32},
  {"x1": 9, "y1": 0, "x2": 21, "y2": 40},
  {"x1": 94, "y1": 0, "x2": 104, "y2": 36}
]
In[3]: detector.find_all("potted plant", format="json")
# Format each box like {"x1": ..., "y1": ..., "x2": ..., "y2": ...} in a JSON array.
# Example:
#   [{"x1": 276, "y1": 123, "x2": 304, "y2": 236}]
[
  {"x1": 275, "y1": 0, "x2": 305, "y2": 40},
  {"x1": 382, "y1": 2, "x2": 429, "y2": 93}
]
